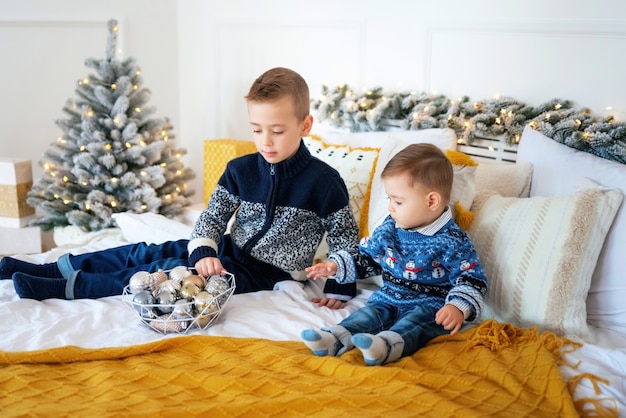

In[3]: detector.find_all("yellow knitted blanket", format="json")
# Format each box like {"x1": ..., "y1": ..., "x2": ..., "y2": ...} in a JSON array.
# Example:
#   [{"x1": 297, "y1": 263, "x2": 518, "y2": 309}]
[{"x1": 0, "y1": 320, "x2": 607, "y2": 417}]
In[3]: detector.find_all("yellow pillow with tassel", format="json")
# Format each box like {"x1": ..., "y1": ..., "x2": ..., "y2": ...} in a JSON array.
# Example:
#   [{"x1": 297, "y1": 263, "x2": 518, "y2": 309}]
[{"x1": 445, "y1": 149, "x2": 478, "y2": 230}]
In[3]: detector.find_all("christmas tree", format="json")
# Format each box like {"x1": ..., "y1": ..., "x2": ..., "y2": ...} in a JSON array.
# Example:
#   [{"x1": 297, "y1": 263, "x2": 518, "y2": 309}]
[{"x1": 27, "y1": 19, "x2": 195, "y2": 231}]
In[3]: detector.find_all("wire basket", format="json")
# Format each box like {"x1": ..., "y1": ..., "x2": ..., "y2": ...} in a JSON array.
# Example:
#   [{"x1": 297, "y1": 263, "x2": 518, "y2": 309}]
[{"x1": 122, "y1": 269, "x2": 235, "y2": 334}]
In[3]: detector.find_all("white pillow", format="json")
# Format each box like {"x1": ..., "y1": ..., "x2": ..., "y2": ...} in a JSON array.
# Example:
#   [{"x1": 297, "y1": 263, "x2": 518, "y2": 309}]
[
  {"x1": 475, "y1": 161, "x2": 533, "y2": 198},
  {"x1": 113, "y1": 212, "x2": 192, "y2": 245},
  {"x1": 517, "y1": 126, "x2": 626, "y2": 334},
  {"x1": 339, "y1": 130, "x2": 462, "y2": 231},
  {"x1": 303, "y1": 135, "x2": 380, "y2": 237},
  {"x1": 468, "y1": 179, "x2": 622, "y2": 340}
]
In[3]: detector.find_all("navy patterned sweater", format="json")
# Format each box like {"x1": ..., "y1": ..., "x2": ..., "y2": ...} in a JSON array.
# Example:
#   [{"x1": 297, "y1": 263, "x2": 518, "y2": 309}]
[
  {"x1": 329, "y1": 211, "x2": 488, "y2": 320},
  {"x1": 189, "y1": 140, "x2": 359, "y2": 297}
]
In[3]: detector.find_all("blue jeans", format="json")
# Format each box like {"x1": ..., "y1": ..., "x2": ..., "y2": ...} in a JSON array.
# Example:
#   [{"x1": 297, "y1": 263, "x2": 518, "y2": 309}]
[
  {"x1": 58, "y1": 236, "x2": 291, "y2": 299},
  {"x1": 335, "y1": 303, "x2": 446, "y2": 359}
]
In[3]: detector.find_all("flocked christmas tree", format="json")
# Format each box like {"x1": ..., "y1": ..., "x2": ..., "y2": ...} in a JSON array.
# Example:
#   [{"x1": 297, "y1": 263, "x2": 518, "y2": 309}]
[{"x1": 27, "y1": 19, "x2": 195, "y2": 231}]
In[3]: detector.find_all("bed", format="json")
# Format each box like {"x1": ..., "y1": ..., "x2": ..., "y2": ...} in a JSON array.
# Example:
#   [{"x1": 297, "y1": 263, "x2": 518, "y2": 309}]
[{"x1": 1, "y1": 125, "x2": 625, "y2": 417}]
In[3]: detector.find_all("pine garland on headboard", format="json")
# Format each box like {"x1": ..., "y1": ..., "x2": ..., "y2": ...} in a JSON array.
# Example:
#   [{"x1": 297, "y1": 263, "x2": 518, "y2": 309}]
[{"x1": 312, "y1": 85, "x2": 626, "y2": 164}]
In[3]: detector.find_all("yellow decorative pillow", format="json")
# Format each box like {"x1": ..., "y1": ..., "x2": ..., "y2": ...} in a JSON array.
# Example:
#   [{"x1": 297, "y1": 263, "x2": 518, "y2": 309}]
[
  {"x1": 203, "y1": 139, "x2": 258, "y2": 205},
  {"x1": 445, "y1": 149, "x2": 478, "y2": 229},
  {"x1": 304, "y1": 135, "x2": 380, "y2": 237}
]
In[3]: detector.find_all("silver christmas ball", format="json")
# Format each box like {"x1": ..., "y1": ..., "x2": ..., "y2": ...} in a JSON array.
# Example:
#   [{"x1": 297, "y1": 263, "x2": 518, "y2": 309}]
[
  {"x1": 172, "y1": 299, "x2": 193, "y2": 320},
  {"x1": 159, "y1": 279, "x2": 181, "y2": 295},
  {"x1": 129, "y1": 271, "x2": 153, "y2": 294},
  {"x1": 132, "y1": 290, "x2": 156, "y2": 318},
  {"x1": 156, "y1": 289, "x2": 177, "y2": 314}
]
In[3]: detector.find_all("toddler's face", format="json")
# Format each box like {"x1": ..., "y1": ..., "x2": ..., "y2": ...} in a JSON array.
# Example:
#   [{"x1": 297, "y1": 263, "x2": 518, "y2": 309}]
[
  {"x1": 247, "y1": 96, "x2": 312, "y2": 164},
  {"x1": 383, "y1": 173, "x2": 437, "y2": 230}
]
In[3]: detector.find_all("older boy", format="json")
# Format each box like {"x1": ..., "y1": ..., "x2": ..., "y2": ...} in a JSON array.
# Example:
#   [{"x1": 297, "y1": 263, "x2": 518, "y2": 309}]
[{"x1": 4, "y1": 67, "x2": 358, "y2": 307}]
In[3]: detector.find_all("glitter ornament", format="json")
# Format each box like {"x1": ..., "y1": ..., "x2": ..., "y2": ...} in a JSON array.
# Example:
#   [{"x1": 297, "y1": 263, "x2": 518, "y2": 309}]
[
  {"x1": 128, "y1": 271, "x2": 153, "y2": 294},
  {"x1": 206, "y1": 275, "x2": 230, "y2": 304},
  {"x1": 132, "y1": 290, "x2": 156, "y2": 318},
  {"x1": 150, "y1": 315, "x2": 186, "y2": 333},
  {"x1": 149, "y1": 269, "x2": 168, "y2": 289},
  {"x1": 169, "y1": 266, "x2": 191, "y2": 284}
]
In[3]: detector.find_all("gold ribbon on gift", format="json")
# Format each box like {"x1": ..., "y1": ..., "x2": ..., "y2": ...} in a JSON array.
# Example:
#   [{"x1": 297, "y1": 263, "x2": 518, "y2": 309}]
[{"x1": 0, "y1": 182, "x2": 35, "y2": 218}]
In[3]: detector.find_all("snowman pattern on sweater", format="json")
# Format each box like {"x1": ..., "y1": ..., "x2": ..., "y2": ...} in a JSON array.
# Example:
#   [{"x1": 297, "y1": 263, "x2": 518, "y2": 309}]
[{"x1": 330, "y1": 213, "x2": 488, "y2": 321}]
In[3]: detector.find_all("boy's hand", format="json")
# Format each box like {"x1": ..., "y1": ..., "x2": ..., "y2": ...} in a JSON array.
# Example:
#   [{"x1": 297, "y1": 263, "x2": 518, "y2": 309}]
[
  {"x1": 195, "y1": 257, "x2": 227, "y2": 278},
  {"x1": 312, "y1": 297, "x2": 346, "y2": 310},
  {"x1": 305, "y1": 261, "x2": 338, "y2": 280},
  {"x1": 435, "y1": 304, "x2": 464, "y2": 335}
]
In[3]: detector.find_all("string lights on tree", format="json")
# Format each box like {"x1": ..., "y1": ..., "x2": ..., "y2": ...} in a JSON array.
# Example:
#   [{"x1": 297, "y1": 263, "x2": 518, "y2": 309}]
[
  {"x1": 312, "y1": 84, "x2": 626, "y2": 164},
  {"x1": 27, "y1": 19, "x2": 195, "y2": 231}
]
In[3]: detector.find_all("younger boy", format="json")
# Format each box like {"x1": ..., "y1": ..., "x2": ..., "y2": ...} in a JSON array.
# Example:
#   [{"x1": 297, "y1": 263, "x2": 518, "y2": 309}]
[
  {"x1": 302, "y1": 143, "x2": 488, "y2": 365},
  {"x1": 3, "y1": 67, "x2": 358, "y2": 307}
]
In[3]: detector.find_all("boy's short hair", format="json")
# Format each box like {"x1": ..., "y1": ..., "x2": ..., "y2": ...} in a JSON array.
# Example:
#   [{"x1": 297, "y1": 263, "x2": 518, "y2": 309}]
[
  {"x1": 245, "y1": 67, "x2": 310, "y2": 121},
  {"x1": 382, "y1": 143, "x2": 453, "y2": 203}
]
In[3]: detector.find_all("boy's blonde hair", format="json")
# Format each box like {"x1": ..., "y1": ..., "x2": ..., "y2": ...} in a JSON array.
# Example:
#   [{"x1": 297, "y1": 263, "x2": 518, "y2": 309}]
[
  {"x1": 245, "y1": 67, "x2": 310, "y2": 121},
  {"x1": 381, "y1": 143, "x2": 453, "y2": 203}
]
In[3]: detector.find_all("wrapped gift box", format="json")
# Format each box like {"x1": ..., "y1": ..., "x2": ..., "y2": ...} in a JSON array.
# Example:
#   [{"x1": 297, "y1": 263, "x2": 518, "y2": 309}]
[
  {"x1": 0, "y1": 158, "x2": 35, "y2": 228},
  {"x1": 203, "y1": 139, "x2": 257, "y2": 204}
]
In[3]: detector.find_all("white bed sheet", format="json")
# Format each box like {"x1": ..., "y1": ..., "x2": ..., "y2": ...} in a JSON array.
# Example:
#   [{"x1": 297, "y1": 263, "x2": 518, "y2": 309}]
[{"x1": 1, "y1": 234, "x2": 625, "y2": 414}]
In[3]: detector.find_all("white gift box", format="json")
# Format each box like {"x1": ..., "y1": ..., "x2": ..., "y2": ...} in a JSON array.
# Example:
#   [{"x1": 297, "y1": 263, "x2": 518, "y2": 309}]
[
  {"x1": 0, "y1": 226, "x2": 42, "y2": 255},
  {"x1": 0, "y1": 158, "x2": 35, "y2": 228}
]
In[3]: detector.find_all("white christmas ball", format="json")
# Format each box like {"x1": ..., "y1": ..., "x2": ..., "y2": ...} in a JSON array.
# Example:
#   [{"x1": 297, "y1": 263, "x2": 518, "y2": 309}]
[{"x1": 169, "y1": 266, "x2": 192, "y2": 284}]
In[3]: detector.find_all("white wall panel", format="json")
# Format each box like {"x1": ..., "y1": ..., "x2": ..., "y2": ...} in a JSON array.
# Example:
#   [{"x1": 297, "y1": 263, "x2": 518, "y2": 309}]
[
  {"x1": 2, "y1": 1, "x2": 626, "y2": 204},
  {"x1": 212, "y1": 21, "x2": 365, "y2": 139},
  {"x1": 425, "y1": 22, "x2": 626, "y2": 121},
  {"x1": 0, "y1": 1, "x2": 180, "y2": 200},
  {"x1": 0, "y1": 19, "x2": 115, "y2": 182}
]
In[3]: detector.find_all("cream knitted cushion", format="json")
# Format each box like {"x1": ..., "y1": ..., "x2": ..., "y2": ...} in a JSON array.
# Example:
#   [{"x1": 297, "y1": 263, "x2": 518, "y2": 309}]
[{"x1": 467, "y1": 179, "x2": 622, "y2": 340}]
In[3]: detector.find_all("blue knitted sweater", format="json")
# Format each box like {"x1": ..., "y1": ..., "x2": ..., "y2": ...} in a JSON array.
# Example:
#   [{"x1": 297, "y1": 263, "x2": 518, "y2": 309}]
[
  {"x1": 330, "y1": 211, "x2": 488, "y2": 320},
  {"x1": 189, "y1": 140, "x2": 359, "y2": 297}
]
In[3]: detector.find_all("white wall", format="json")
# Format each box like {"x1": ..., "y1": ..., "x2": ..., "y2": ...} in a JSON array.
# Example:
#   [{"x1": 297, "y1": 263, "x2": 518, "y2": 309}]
[
  {"x1": 2, "y1": 0, "x2": 626, "y2": 205},
  {"x1": 178, "y1": 0, "x2": 626, "y2": 200},
  {"x1": 0, "y1": 0, "x2": 180, "y2": 196}
]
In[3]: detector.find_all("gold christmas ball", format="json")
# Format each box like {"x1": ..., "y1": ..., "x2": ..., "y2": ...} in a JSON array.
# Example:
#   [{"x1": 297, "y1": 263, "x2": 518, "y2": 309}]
[
  {"x1": 180, "y1": 282, "x2": 200, "y2": 300},
  {"x1": 194, "y1": 291, "x2": 218, "y2": 313},
  {"x1": 182, "y1": 274, "x2": 206, "y2": 290}
]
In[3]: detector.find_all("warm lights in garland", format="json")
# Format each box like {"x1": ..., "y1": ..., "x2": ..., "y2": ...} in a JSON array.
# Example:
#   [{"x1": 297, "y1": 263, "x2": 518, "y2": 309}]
[{"x1": 312, "y1": 84, "x2": 626, "y2": 163}]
